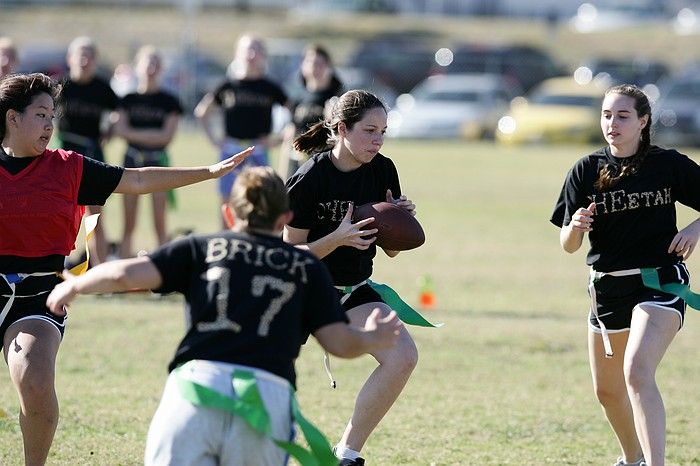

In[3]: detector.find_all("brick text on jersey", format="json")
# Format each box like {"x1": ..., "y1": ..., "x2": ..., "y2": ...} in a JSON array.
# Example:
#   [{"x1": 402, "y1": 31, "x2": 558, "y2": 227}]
[{"x1": 204, "y1": 237, "x2": 315, "y2": 284}]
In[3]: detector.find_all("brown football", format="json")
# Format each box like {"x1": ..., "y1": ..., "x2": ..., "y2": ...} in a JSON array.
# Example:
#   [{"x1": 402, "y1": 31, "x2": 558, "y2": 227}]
[{"x1": 352, "y1": 201, "x2": 425, "y2": 251}]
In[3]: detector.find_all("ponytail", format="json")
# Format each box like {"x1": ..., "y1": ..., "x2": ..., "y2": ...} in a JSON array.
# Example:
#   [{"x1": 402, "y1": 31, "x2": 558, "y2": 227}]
[{"x1": 293, "y1": 121, "x2": 332, "y2": 154}]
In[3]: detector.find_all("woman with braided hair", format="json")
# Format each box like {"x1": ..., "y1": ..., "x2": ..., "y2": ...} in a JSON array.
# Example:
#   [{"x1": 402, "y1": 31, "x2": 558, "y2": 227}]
[{"x1": 551, "y1": 84, "x2": 700, "y2": 466}]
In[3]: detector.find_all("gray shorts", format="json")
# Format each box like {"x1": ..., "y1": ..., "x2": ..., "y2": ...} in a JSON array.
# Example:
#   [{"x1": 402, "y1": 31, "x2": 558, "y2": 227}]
[{"x1": 145, "y1": 360, "x2": 293, "y2": 466}]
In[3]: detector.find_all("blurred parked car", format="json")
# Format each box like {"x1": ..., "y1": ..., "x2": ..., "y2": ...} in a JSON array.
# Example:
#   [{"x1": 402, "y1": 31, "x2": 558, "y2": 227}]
[
  {"x1": 569, "y1": 2, "x2": 667, "y2": 33},
  {"x1": 496, "y1": 76, "x2": 607, "y2": 145},
  {"x1": 17, "y1": 46, "x2": 68, "y2": 79},
  {"x1": 346, "y1": 37, "x2": 435, "y2": 94},
  {"x1": 652, "y1": 75, "x2": 700, "y2": 147},
  {"x1": 290, "y1": 0, "x2": 397, "y2": 16},
  {"x1": 387, "y1": 73, "x2": 520, "y2": 139},
  {"x1": 433, "y1": 43, "x2": 564, "y2": 93},
  {"x1": 577, "y1": 57, "x2": 668, "y2": 87},
  {"x1": 110, "y1": 48, "x2": 226, "y2": 113},
  {"x1": 336, "y1": 66, "x2": 398, "y2": 107}
]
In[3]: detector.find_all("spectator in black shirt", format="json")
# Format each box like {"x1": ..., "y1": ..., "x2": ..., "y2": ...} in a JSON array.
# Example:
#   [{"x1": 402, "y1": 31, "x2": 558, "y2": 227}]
[
  {"x1": 195, "y1": 34, "x2": 288, "y2": 228},
  {"x1": 112, "y1": 45, "x2": 183, "y2": 258},
  {"x1": 278, "y1": 44, "x2": 343, "y2": 180},
  {"x1": 57, "y1": 36, "x2": 119, "y2": 265}
]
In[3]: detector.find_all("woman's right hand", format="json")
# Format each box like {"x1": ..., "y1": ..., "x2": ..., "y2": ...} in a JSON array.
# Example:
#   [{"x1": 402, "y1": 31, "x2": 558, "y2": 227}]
[
  {"x1": 570, "y1": 202, "x2": 596, "y2": 232},
  {"x1": 334, "y1": 203, "x2": 379, "y2": 250},
  {"x1": 364, "y1": 308, "x2": 402, "y2": 350}
]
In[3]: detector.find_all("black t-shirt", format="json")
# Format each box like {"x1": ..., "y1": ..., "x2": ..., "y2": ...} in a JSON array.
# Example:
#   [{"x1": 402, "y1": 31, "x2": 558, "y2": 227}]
[
  {"x1": 292, "y1": 77, "x2": 343, "y2": 135},
  {"x1": 0, "y1": 149, "x2": 123, "y2": 272},
  {"x1": 118, "y1": 90, "x2": 183, "y2": 150},
  {"x1": 57, "y1": 77, "x2": 119, "y2": 139},
  {"x1": 551, "y1": 145, "x2": 700, "y2": 271},
  {"x1": 286, "y1": 151, "x2": 401, "y2": 285},
  {"x1": 213, "y1": 78, "x2": 287, "y2": 139},
  {"x1": 149, "y1": 230, "x2": 347, "y2": 387}
]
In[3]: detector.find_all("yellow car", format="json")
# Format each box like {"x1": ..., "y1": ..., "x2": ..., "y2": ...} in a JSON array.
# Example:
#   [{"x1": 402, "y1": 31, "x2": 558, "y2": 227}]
[{"x1": 495, "y1": 76, "x2": 607, "y2": 144}]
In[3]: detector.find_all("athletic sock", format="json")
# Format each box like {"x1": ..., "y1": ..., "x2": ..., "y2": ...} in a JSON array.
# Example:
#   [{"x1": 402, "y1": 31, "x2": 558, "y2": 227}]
[{"x1": 334, "y1": 446, "x2": 361, "y2": 460}]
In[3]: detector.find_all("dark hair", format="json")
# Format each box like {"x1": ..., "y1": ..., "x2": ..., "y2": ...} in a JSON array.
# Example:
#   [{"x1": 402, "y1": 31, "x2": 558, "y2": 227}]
[
  {"x1": 229, "y1": 166, "x2": 289, "y2": 230},
  {"x1": 594, "y1": 84, "x2": 652, "y2": 191},
  {"x1": 0, "y1": 73, "x2": 60, "y2": 140},
  {"x1": 299, "y1": 43, "x2": 341, "y2": 90},
  {"x1": 293, "y1": 89, "x2": 386, "y2": 154},
  {"x1": 305, "y1": 43, "x2": 332, "y2": 65}
]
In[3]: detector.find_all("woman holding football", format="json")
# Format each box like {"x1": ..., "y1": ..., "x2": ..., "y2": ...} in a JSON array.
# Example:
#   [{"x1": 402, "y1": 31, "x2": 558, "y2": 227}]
[{"x1": 284, "y1": 89, "x2": 418, "y2": 466}]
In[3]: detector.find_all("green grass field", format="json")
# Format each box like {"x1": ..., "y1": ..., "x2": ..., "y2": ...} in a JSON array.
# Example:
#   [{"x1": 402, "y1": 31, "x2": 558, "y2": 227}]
[{"x1": 2, "y1": 134, "x2": 700, "y2": 465}]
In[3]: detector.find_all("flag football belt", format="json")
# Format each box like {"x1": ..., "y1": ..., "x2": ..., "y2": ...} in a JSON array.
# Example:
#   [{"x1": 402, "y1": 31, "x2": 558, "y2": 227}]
[
  {"x1": 326, "y1": 279, "x2": 444, "y2": 388},
  {"x1": 589, "y1": 266, "x2": 700, "y2": 358},
  {"x1": 335, "y1": 279, "x2": 442, "y2": 328},
  {"x1": 68, "y1": 213, "x2": 101, "y2": 276},
  {"x1": 0, "y1": 214, "x2": 101, "y2": 329},
  {"x1": 0, "y1": 272, "x2": 59, "y2": 329},
  {"x1": 173, "y1": 362, "x2": 337, "y2": 466}
]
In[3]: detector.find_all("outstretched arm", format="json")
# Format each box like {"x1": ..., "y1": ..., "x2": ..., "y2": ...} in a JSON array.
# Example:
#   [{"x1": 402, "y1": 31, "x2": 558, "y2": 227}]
[
  {"x1": 46, "y1": 257, "x2": 162, "y2": 315},
  {"x1": 313, "y1": 309, "x2": 402, "y2": 358},
  {"x1": 113, "y1": 147, "x2": 253, "y2": 194}
]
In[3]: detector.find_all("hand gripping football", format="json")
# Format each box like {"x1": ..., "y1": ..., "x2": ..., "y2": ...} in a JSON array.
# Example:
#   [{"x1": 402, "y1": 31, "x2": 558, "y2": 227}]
[{"x1": 352, "y1": 201, "x2": 425, "y2": 251}]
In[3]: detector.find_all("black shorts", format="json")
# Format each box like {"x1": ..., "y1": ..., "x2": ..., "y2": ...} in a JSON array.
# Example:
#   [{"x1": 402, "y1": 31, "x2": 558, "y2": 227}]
[
  {"x1": 0, "y1": 274, "x2": 67, "y2": 344},
  {"x1": 337, "y1": 283, "x2": 386, "y2": 312},
  {"x1": 589, "y1": 263, "x2": 689, "y2": 333},
  {"x1": 124, "y1": 147, "x2": 168, "y2": 169}
]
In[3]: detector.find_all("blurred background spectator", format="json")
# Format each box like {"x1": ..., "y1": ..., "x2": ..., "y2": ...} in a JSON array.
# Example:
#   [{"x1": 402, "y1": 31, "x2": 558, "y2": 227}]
[
  {"x1": 56, "y1": 36, "x2": 119, "y2": 266},
  {"x1": 111, "y1": 45, "x2": 183, "y2": 258},
  {"x1": 278, "y1": 43, "x2": 343, "y2": 179},
  {"x1": 0, "y1": 37, "x2": 18, "y2": 78}
]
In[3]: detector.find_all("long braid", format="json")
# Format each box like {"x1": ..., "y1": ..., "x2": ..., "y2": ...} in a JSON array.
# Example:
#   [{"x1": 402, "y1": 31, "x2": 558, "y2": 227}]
[{"x1": 594, "y1": 84, "x2": 652, "y2": 192}]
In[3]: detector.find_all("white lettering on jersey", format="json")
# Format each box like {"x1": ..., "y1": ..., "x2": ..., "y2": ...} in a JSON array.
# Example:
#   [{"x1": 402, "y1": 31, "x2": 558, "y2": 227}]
[
  {"x1": 317, "y1": 200, "x2": 352, "y2": 222},
  {"x1": 252, "y1": 275, "x2": 295, "y2": 337},
  {"x1": 197, "y1": 266, "x2": 242, "y2": 333},
  {"x1": 591, "y1": 187, "x2": 672, "y2": 214},
  {"x1": 204, "y1": 237, "x2": 314, "y2": 284}
]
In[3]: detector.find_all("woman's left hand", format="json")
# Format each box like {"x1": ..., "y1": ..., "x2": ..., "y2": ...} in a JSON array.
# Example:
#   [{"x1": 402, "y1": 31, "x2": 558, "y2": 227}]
[
  {"x1": 669, "y1": 219, "x2": 700, "y2": 259},
  {"x1": 46, "y1": 280, "x2": 77, "y2": 316},
  {"x1": 209, "y1": 147, "x2": 255, "y2": 178},
  {"x1": 386, "y1": 189, "x2": 416, "y2": 216}
]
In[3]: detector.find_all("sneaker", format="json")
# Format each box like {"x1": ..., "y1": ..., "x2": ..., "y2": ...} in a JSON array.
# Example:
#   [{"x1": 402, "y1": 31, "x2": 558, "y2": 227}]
[
  {"x1": 612, "y1": 457, "x2": 645, "y2": 466},
  {"x1": 338, "y1": 458, "x2": 365, "y2": 466}
]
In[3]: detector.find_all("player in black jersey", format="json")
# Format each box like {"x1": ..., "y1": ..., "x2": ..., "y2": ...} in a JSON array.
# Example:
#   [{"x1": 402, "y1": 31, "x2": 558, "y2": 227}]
[
  {"x1": 284, "y1": 90, "x2": 418, "y2": 466},
  {"x1": 57, "y1": 37, "x2": 119, "y2": 265},
  {"x1": 112, "y1": 45, "x2": 183, "y2": 258},
  {"x1": 552, "y1": 84, "x2": 700, "y2": 466},
  {"x1": 195, "y1": 34, "x2": 288, "y2": 228},
  {"x1": 1, "y1": 72, "x2": 254, "y2": 466},
  {"x1": 47, "y1": 166, "x2": 401, "y2": 466}
]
